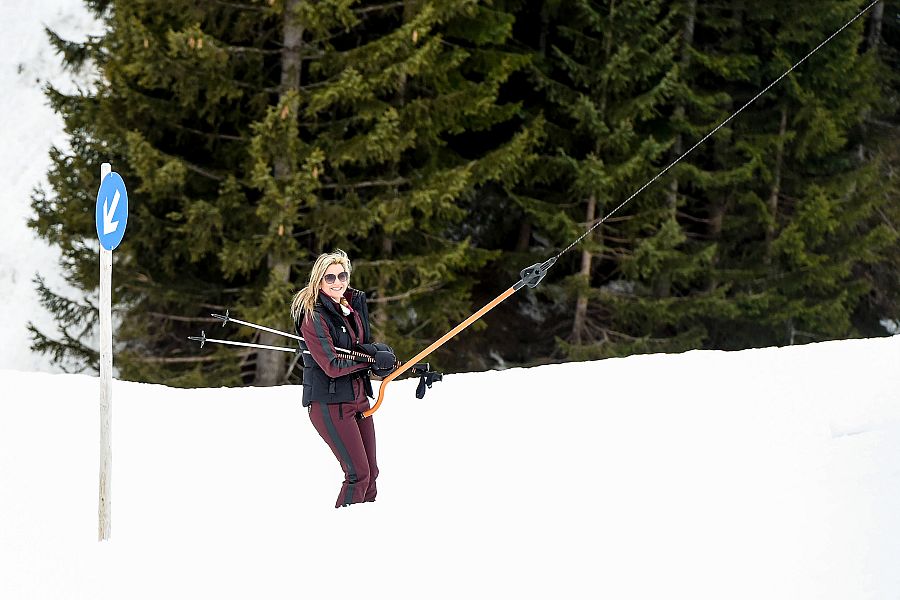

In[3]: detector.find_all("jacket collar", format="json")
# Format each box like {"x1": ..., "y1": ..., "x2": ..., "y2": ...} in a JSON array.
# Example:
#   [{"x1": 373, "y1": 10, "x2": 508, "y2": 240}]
[{"x1": 317, "y1": 288, "x2": 361, "y2": 317}]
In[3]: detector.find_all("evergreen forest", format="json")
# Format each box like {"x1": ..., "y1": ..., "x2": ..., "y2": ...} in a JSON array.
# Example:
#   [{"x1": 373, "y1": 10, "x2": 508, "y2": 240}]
[{"x1": 30, "y1": 0, "x2": 900, "y2": 386}]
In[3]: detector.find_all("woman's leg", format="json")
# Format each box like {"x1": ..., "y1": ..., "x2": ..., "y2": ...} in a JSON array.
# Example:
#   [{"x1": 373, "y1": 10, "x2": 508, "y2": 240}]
[
  {"x1": 356, "y1": 412, "x2": 378, "y2": 502},
  {"x1": 308, "y1": 402, "x2": 371, "y2": 507}
]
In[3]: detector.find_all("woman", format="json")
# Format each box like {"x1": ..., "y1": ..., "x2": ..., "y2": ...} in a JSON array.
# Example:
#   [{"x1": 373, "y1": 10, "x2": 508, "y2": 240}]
[{"x1": 291, "y1": 250, "x2": 396, "y2": 508}]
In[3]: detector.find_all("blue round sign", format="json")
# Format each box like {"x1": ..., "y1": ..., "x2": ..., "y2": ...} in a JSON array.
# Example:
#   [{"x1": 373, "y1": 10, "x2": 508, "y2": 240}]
[{"x1": 96, "y1": 172, "x2": 129, "y2": 251}]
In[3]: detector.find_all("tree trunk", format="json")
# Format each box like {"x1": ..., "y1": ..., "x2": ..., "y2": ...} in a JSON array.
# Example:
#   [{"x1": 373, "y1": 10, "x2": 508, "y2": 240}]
[
  {"x1": 515, "y1": 221, "x2": 532, "y2": 253},
  {"x1": 372, "y1": 0, "x2": 417, "y2": 337},
  {"x1": 255, "y1": 0, "x2": 304, "y2": 386},
  {"x1": 571, "y1": 2, "x2": 616, "y2": 344},
  {"x1": 571, "y1": 196, "x2": 596, "y2": 345},
  {"x1": 375, "y1": 236, "x2": 393, "y2": 334},
  {"x1": 764, "y1": 106, "x2": 788, "y2": 264},
  {"x1": 858, "y1": 3, "x2": 884, "y2": 162},
  {"x1": 522, "y1": 0, "x2": 548, "y2": 258},
  {"x1": 706, "y1": 198, "x2": 726, "y2": 294},
  {"x1": 657, "y1": 0, "x2": 696, "y2": 298},
  {"x1": 867, "y1": 1, "x2": 884, "y2": 52},
  {"x1": 666, "y1": 0, "x2": 696, "y2": 215}
]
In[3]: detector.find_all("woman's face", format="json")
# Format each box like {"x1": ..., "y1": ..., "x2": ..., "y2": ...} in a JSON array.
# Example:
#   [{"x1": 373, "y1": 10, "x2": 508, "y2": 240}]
[{"x1": 319, "y1": 262, "x2": 349, "y2": 302}]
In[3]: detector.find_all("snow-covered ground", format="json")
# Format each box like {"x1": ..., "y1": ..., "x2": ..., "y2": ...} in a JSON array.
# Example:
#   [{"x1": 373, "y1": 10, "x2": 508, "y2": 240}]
[
  {"x1": 3, "y1": 7, "x2": 900, "y2": 597},
  {"x1": 1, "y1": 336, "x2": 899, "y2": 599},
  {"x1": 0, "y1": 0, "x2": 99, "y2": 373}
]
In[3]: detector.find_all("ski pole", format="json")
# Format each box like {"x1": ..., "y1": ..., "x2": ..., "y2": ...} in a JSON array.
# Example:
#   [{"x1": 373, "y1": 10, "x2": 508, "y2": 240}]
[
  {"x1": 187, "y1": 331, "x2": 435, "y2": 386},
  {"x1": 210, "y1": 309, "x2": 372, "y2": 362},
  {"x1": 212, "y1": 309, "x2": 301, "y2": 341},
  {"x1": 187, "y1": 330, "x2": 373, "y2": 363},
  {"x1": 361, "y1": 257, "x2": 556, "y2": 418}
]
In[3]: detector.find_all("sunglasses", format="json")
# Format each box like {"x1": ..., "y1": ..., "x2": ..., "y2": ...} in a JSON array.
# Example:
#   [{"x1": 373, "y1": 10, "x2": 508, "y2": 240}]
[{"x1": 323, "y1": 271, "x2": 349, "y2": 284}]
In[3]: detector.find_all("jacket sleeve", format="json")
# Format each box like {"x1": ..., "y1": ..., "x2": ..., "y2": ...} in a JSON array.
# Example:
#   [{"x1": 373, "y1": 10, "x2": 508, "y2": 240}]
[{"x1": 300, "y1": 312, "x2": 369, "y2": 379}]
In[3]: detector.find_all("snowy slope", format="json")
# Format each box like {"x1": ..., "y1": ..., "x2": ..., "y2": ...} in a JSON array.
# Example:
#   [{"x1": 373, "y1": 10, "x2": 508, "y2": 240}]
[
  {"x1": 0, "y1": 0, "x2": 99, "y2": 372},
  {"x1": 1, "y1": 336, "x2": 899, "y2": 599},
  {"x1": 2, "y1": 8, "x2": 900, "y2": 597}
]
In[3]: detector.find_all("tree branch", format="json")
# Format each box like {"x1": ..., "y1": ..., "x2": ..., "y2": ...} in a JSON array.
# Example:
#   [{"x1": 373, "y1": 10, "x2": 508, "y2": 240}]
[
  {"x1": 319, "y1": 177, "x2": 408, "y2": 190},
  {"x1": 219, "y1": 45, "x2": 282, "y2": 56},
  {"x1": 172, "y1": 122, "x2": 246, "y2": 142},
  {"x1": 354, "y1": 2, "x2": 405, "y2": 15},
  {"x1": 148, "y1": 312, "x2": 223, "y2": 323},
  {"x1": 137, "y1": 351, "x2": 251, "y2": 364},
  {"x1": 181, "y1": 159, "x2": 226, "y2": 182},
  {"x1": 876, "y1": 206, "x2": 898, "y2": 234},
  {"x1": 368, "y1": 282, "x2": 443, "y2": 303},
  {"x1": 208, "y1": 0, "x2": 272, "y2": 13}
]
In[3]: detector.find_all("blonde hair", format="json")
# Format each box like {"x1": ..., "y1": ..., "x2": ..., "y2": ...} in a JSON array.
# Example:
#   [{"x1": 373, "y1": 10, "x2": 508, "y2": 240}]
[{"x1": 291, "y1": 249, "x2": 352, "y2": 322}]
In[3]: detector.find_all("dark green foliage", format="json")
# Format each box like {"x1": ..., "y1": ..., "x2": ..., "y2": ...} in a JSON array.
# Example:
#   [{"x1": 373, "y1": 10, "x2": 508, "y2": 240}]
[
  {"x1": 285, "y1": 0, "x2": 543, "y2": 366},
  {"x1": 32, "y1": 0, "x2": 537, "y2": 384},
  {"x1": 507, "y1": 0, "x2": 899, "y2": 360},
  {"x1": 30, "y1": 0, "x2": 899, "y2": 386},
  {"x1": 688, "y1": 0, "x2": 896, "y2": 348}
]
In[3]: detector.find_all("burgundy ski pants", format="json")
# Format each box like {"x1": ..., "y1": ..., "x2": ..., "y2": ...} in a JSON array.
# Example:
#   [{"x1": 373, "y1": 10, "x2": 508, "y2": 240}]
[{"x1": 308, "y1": 398, "x2": 378, "y2": 507}]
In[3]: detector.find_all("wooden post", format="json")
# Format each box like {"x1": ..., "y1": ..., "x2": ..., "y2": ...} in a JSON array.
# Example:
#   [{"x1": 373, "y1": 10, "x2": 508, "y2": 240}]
[{"x1": 98, "y1": 162, "x2": 112, "y2": 541}]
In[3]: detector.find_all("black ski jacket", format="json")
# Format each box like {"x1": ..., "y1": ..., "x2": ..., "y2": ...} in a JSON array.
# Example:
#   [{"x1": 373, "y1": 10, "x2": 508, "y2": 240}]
[{"x1": 296, "y1": 288, "x2": 374, "y2": 407}]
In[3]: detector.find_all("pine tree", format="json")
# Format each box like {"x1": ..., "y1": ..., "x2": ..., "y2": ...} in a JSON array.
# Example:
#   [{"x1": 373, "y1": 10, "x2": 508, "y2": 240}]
[
  {"x1": 494, "y1": 0, "x2": 898, "y2": 362},
  {"x1": 31, "y1": 0, "x2": 897, "y2": 383},
  {"x1": 637, "y1": 0, "x2": 789, "y2": 352},
  {"x1": 582, "y1": 0, "x2": 742, "y2": 358},
  {"x1": 30, "y1": 0, "x2": 538, "y2": 384},
  {"x1": 282, "y1": 0, "x2": 541, "y2": 366},
  {"x1": 505, "y1": 0, "x2": 700, "y2": 360},
  {"x1": 33, "y1": 0, "x2": 280, "y2": 386},
  {"x1": 700, "y1": 0, "x2": 895, "y2": 347},
  {"x1": 852, "y1": 0, "x2": 900, "y2": 335}
]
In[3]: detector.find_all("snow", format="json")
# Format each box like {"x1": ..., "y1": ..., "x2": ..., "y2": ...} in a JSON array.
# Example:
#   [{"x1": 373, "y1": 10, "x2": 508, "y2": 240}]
[
  {"x1": 2, "y1": 336, "x2": 899, "y2": 599},
  {"x1": 2, "y1": 5, "x2": 900, "y2": 597},
  {"x1": 0, "y1": 0, "x2": 99, "y2": 373}
]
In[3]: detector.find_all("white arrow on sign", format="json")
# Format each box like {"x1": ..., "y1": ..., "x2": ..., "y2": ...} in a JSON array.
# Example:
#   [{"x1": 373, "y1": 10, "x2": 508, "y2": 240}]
[{"x1": 103, "y1": 189, "x2": 120, "y2": 235}]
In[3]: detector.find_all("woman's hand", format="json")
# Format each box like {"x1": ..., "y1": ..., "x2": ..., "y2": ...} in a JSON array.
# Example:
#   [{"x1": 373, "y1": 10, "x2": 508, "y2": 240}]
[
  {"x1": 357, "y1": 342, "x2": 397, "y2": 377},
  {"x1": 374, "y1": 350, "x2": 396, "y2": 375}
]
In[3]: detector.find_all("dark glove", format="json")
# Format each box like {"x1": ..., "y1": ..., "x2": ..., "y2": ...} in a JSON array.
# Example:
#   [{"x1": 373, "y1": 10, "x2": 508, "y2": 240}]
[
  {"x1": 356, "y1": 343, "x2": 379, "y2": 357},
  {"x1": 356, "y1": 342, "x2": 393, "y2": 357},
  {"x1": 373, "y1": 350, "x2": 397, "y2": 376}
]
